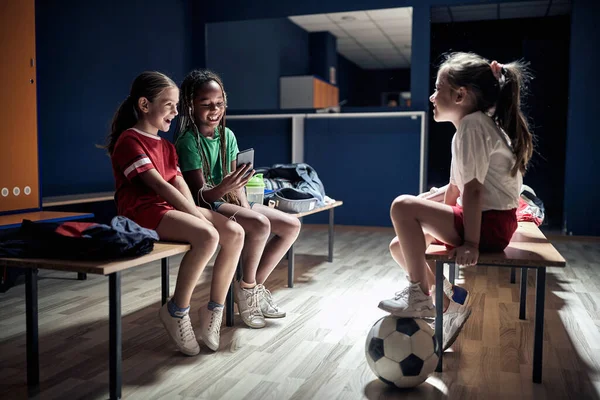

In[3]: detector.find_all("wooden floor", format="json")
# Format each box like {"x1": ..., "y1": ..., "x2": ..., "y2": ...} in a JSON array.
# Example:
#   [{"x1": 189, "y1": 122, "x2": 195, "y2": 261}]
[{"x1": 1, "y1": 226, "x2": 599, "y2": 399}]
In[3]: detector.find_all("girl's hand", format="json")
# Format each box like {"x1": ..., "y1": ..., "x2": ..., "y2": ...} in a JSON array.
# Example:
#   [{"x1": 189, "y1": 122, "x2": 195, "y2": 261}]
[
  {"x1": 449, "y1": 243, "x2": 479, "y2": 266},
  {"x1": 220, "y1": 163, "x2": 254, "y2": 192}
]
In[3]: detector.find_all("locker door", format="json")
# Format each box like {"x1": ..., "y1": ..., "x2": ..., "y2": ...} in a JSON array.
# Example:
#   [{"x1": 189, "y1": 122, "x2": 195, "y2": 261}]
[{"x1": 0, "y1": 0, "x2": 39, "y2": 212}]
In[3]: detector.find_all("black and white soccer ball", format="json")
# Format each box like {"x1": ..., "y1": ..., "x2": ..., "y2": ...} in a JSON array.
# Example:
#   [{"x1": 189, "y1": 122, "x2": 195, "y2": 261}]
[{"x1": 365, "y1": 315, "x2": 439, "y2": 388}]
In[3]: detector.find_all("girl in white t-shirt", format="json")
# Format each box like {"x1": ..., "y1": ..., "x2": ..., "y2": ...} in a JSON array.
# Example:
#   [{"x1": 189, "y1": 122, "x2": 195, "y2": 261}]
[{"x1": 379, "y1": 52, "x2": 534, "y2": 351}]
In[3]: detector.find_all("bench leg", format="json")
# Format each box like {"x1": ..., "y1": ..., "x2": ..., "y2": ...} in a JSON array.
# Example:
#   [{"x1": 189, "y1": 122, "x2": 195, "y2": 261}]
[
  {"x1": 77, "y1": 272, "x2": 87, "y2": 280},
  {"x1": 288, "y1": 245, "x2": 295, "y2": 288},
  {"x1": 328, "y1": 208, "x2": 334, "y2": 262},
  {"x1": 519, "y1": 267, "x2": 527, "y2": 320},
  {"x1": 448, "y1": 263, "x2": 456, "y2": 285},
  {"x1": 161, "y1": 258, "x2": 169, "y2": 305},
  {"x1": 435, "y1": 260, "x2": 444, "y2": 372},
  {"x1": 226, "y1": 281, "x2": 234, "y2": 327},
  {"x1": 533, "y1": 267, "x2": 546, "y2": 383},
  {"x1": 236, "y1": 258, "x2": 243, "y2": 281},
  {"x1": 510, "y1": 267, "x2": 516, "y2": 284},
  {"x1": 109, "y1": 272, "x2": 122, "y2": 400},
  {"x1": 25, "y1": 268, "x2": 40, "y2": 397}
]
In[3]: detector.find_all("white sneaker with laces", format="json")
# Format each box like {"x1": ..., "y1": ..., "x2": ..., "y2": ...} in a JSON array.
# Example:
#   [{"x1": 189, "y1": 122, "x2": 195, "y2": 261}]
[
  {"x1": 234, "y1": 281, "x2": 266, "y2": 328},
  {"x1": 159, "y1": 302, "x2": 200, "y2": 356},
  {"x1": 256, "y1": 284, "x2": 286, "y2": 318},
  {"x1": 199, "y1": 306, "x2": 223, "y2": 351},
  {"x1": 378, "y1": 280, "x2": 436, "y2": 318},
  {"x1": 441, "y1": 300, "x2": 472, "y2": 350}
]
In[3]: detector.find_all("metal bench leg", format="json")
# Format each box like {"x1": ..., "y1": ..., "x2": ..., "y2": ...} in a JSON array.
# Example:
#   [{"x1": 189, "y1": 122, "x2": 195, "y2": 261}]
[
  {"x1": 533, "y1": 267, "x2": 546, "y2": 383},
  {"x1": 448, "y1": 263, "x2": 456, "y2": 285},
  {"x1": 77, "y1": 272, "x2": 87, "y2": 280},
  {"x1": 519, "y1": 267, "x2": 527, "y2": 320},
  {"x1": 26, "y1": 268, "x2": 40, "y2": 397},
  {"x1": 288, "y1": 245, "x2": 295, "y2": 288},
  {"x1": 109, "y1": 272, "x2": 122, "y2": 400},
  {"x1": 328, "y1": 208, "x2": 334, "y2": 262},
  {"x1": 510, "y1": 267, "x2": 516, "y2": 284},
  {"x1": 226, "y1": 281, "x2": 234, "y2": 327},
  {"x1": 236, "y1": 258, "x2": 243, "y2": 281},
  {"x1": 435, "y1": 260, "x2": 444, "y2": 372},
  {"x1": 161, "y1": 258, "x2": 169, "y2": 305}
]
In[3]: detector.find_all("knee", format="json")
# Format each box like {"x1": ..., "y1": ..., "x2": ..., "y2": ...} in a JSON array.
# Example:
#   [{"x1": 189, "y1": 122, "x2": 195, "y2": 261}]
[
  {"x1": 389, "y1": 236, "x2": 400, "y2": 252},
  {"x1": 192, "y1": 225, "x2": 219, "y2": 250},
  {"x1": 223, "y1": 221, "x2": 245, "y2": 245},
  {"x1": 246, "y1": 214, "x2": 271, "y2": 240},
  {"x1": 390, "y1": 195, "x2": 417, "y2": 220},
  {"x1": 282, "y1": 216, "x2": 301, "y2": 239}
]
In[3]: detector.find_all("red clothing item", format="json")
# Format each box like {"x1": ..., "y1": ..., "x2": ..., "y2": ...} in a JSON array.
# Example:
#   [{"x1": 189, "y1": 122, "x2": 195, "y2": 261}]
[
  {"x1": 448, "y1": 206, "x2": 518, "y2": 252},
  {"x1": 111, "y1": 128, "x2": 182, "y2": 230}
]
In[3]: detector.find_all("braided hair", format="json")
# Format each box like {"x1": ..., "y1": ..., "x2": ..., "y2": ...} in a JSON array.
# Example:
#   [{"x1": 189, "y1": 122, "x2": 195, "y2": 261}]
[{"x1": 176, "y1": 70, "x2": 240, "y2": 205}]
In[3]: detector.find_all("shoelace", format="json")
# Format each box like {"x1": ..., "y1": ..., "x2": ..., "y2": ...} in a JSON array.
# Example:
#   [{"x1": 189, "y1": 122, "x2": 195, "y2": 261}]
[
  {"x1": 256, "y1": 284, "x2": 279, "y2": 310},
  {"x1": 178, "y1": 315, "x2": 196, "y2": 342},
  {"x1": 208, "y1": 309, "x2": 222, "y2": 337},
  {"x1": 246, "y1": 287, "x2": 263, "y2": 318},
  {"x1": 393, "y1": 285, "x2": 412, "y2": 300}
]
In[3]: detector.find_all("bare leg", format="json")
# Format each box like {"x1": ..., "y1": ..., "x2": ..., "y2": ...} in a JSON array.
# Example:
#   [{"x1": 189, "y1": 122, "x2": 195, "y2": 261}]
[
  {"x1": 390, "y1": 234, "x2": 450, "y2": 308},
  {"x1": 390, "y1": 195, "x2": 462, "y2": 294},
  {"x1": 250, "y1": 204, "x2": 301, "y2": 284},
  {"x1": 155, "y1": 210, "x2": 219, "y2": 308},
  {"x1": 197, "y1": 207, "x2": 245, "y2": 304},
  {"x1": 216, "y1": 203, "x2": 270, "y2": 285}
]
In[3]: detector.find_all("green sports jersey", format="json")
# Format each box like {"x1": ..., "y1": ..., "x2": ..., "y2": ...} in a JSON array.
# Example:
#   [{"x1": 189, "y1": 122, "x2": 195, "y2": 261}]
[{"x1": 175, "y1": 127, "x2": 239, "y2": 185}]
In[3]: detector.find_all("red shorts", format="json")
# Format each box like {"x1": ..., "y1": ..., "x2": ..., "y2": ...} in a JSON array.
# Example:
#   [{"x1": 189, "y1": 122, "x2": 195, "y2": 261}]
[
  {"x1": 445, "y1": 206, "x2": 517, "y2": 252},
  {"x1": 130, "y1": 203, "x2": 174, "y2": 230}
]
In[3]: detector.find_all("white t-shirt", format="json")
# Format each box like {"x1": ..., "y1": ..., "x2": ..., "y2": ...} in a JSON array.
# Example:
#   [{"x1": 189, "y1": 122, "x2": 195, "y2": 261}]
[{"x1": 450, "y1": 111, "x2": 522, "y2": 211}]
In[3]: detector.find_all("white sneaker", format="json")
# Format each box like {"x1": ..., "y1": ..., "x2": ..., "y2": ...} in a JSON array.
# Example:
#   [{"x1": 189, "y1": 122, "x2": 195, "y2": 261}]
[
  {"x1": 199, "y1": 306, "x2": 223, "y2": 351},
  {"x1": 256, "y1": 284, "x2": 286, "y2": 318},
  {"x1": 159, "y1": 302, "x2": 200, "y2": 356},
  {"x1": 378, "y1": 280, "x2": 436, "y2": 318},
  {"x1": 441, "y1": 301, "x2": 472, "y2": 350},
  {"x1": 233, "y1": 281, "x2": 266, "y2": 328}
]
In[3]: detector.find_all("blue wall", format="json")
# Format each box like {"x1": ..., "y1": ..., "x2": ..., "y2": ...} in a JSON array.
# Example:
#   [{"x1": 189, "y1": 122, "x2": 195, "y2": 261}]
[
  {"x1": 206, "y1": 18, "x2": 310, "y2": 110},
  {"x1": 304, "y1": 116, "x2": 422, "y2": 226},
  {"x1": 36, "y1": 0, "x2": 192, "y2": 197},
  {"x1": 564, "y1": 0, "x2": 599, "y2": 235},
  {"x1": 226, "y1": 118, "x2": 292, "y2": 168},
  {"x1": 309, "y1": 32, "x2": 337, "y2": 83}
]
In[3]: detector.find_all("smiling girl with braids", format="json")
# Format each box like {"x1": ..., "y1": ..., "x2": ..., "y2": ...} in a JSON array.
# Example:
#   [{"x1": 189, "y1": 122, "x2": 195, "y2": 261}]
[{"x1": 175, "y1": 69, "x2": 301, "y2": 329}]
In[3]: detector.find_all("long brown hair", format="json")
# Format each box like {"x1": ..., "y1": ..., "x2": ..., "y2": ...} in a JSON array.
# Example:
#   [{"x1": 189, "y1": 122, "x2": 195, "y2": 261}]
[
  {"x1": 439, "y1": 52, "x2": 534, "y2": 176},
  {"x1": 104, "y1": 71, "x2": 176, "y2": 155},
  {"x1": 176, "y1": 69, "x2": 240, "y2": 205}
]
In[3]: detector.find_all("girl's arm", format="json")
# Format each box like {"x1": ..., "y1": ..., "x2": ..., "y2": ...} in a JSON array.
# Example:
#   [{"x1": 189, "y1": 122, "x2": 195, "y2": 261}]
[
  {"x1": 182, "y1": 163, "x2": 253, "y2": 207},
  {"x1": 171, "y1": 175, "x2": 196, "y2": 205},
  {"x1": 137, "y1": 169, "x2": 209, "y2": 222},
  {"x1": 444, "y1": 183, "x2": 460, "y2": 206},
  {"x1": 230, "y1": 160, "x2": 251, "y2": 208},
  {"x1": 461, "y1": 179, "x2": 484, "y2": 247}
]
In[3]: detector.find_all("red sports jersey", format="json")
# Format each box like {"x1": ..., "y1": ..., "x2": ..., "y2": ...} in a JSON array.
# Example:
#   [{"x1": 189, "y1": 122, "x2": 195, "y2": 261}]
[{"x1": 111, "y1": 128, "x2": 182, "y2": 229}]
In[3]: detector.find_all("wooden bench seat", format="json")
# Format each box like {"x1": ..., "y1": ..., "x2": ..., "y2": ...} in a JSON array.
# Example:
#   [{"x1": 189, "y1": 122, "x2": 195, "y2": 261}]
[{"x1": 425, "y1": 221, "x2": 566, "y2": 384}]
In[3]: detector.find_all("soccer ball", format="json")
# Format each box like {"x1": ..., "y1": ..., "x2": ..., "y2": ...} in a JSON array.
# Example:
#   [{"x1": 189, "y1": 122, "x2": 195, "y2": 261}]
[{"x1": 365, "y1": 315, "x2": 439, "y2": 388}]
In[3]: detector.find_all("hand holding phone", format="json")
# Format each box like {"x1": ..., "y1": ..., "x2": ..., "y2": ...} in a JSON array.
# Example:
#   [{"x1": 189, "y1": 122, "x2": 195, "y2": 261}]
[{"x1": 236, "y1": 148, "x2": 254, "y2": 178}]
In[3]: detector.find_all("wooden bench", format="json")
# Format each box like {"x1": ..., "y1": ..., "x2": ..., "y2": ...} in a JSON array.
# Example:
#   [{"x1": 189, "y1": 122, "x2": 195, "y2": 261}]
[
  {"x1": 0, "y1": 241, "x2": 242, "y2": 400},
  {"x1": 285, "y1": 200, "x2": 343, "y2": 287},
  {"x1": 426, "y1": 221, "x2": 566, "y2": 384}
]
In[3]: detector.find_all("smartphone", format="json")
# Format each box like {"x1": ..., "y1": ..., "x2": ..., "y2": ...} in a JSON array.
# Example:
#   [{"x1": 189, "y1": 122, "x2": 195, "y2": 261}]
[{"x1": 236, "y1": 148, "x2": 254, "y2": 177}]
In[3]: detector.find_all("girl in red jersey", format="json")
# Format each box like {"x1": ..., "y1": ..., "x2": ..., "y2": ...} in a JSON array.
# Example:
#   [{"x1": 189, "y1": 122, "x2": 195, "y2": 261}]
[{"x1": 107, "y1": 71, "x2": 245, "y2": 355}]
